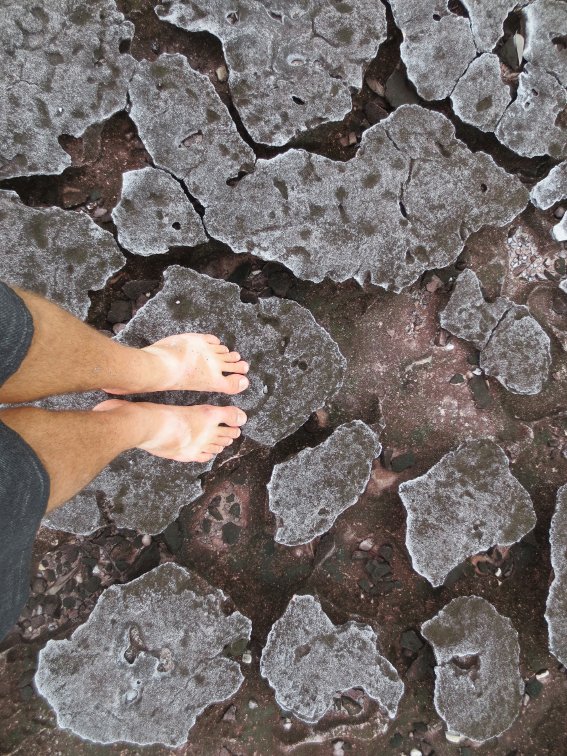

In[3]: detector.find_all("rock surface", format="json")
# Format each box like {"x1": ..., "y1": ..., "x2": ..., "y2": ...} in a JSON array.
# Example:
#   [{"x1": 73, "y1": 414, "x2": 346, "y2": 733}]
[
  {"x1": 524, "y1": 0, "x2": 567, "y2": 87},
  {"x1": 530, "y1": 162, "x2": 567, "y2": 210},
  {"x1": 450, "y1": 54, "x2": 511, "y2": 133},
  {"x1": 546, "y1": 484, "x2": 567, "y2": 667}
]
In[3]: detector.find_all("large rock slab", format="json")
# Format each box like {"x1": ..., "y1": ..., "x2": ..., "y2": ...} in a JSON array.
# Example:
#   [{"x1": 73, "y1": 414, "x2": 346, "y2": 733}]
[
  {"x1": 422, "y1": 596, "x2": 522, "y2": 743},
  {"x1": 267, "y1": 421, "x2": 381, "y2": 545},
  {"x1": 35, "y1": 564, "x2": 252, "y2": 747},
  {"x1": 118, "y1": 266, "x2": 346, "y2": 446},
  {"x1": 205, "y1": 106, "x2": 528, "y2": 291},
  {"x1": 0, "y1": 190, "x2": 125, "y2": 318},
  {"x1": 0, "y1": 0, "x2": 135, "y2": 179},
  {"x1": 546, "y1": 484, "x2": 567, "y2": 667},
  {"x1": 450, "y1": 54, "x2": 511, "y2": 133},
  {"x1": 260, "y1": 594, "x2": 403, "y2": 724},
  {"x1": 155, "y1": 0, "x2": 387, "y2": 146},
  {"x1": 399, "y1": 439, "x2": 536, "y2": 587},
  {"x1": 524, "y1": 0, "x2": 567, "y2": 87}
]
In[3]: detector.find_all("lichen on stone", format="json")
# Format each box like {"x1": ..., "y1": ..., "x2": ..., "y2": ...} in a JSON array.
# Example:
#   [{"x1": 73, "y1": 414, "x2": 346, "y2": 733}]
[
  {"x1": 112, "y1": 167, "x2": 207, "y2": 255},
  {"x1": 399, "y1": 439, "x2": 536, "y2": 587},
  {"x1": 260, "y1": 594, "x2": 404, "y2": 724},
  {"x1": 35, "y1": 563, "x2": 252, "y2": 746},
  {"x1": 545, "y1": 484, "x2": 567, "y2": 667},
  {"x1": 450, "y1": 54, "x2": 511, "y2": 133},
  {"x1": 205, "y1": 105, "x2": 528, "y2": 291},
  {"x1": 267, "y1": 421, "x2": 381, "y2": 545},
  {"x1": 118, "y1": 266, "x2": 346, "y2": 446},
  {"x1": 422, "y1": 596, "x2": 522, "y2": 743},
  {"x1": 0, "y1": 189, "x2": 125, "y2": 318},
  {"x1": 154, "y1": 0, "x2": 387, "y2": 146},
  {"x1": 0, "y1": 0, "x2": 135, "y2": 179}
]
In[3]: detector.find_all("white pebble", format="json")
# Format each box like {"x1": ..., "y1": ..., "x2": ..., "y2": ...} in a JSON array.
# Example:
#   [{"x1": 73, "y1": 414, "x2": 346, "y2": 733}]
[
  {"x1": 92, "y1": 565, "x2": 101, "y2": 576},
  {"x1": 242, "y1": 651, "x2": 252, "y2": 664},
  {"x1": 248, "y1": 699, "x2": 258, "y2": 709},
  {"x1": 445, "y1": 731, "x2": 464, "y2": 744},
  {"x1": 358, "y1": 538, "x2": 373, "y2": 551},
  {"x1": 410, "y1": 749, "x2": 422, "y2": 756},
  {"x1": 282, "y1": 718, "x2": 292, "y2": 730},
  {"x1": 536, "y1": 669, "x2": 550, "y2": 681},
  {"x1": 141, "y1": 534, "x2": 152, "y2": 547},
  {"x1": 332, "y1": 741, "x2": 345, "y2": 756}
]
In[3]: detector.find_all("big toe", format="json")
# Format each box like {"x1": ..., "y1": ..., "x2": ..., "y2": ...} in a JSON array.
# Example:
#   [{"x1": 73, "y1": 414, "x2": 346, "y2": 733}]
[{"x1": 221, "y1": 374, "x2": 249, "y2": 395}]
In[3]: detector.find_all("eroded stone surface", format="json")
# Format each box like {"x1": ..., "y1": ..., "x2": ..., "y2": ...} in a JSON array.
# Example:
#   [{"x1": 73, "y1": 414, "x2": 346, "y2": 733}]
[
  {"x1": 118, "y1": 266, "x2": 346, "y2": 445},
  {"x1": 155, "y1": 0, "x2": 387, "y2": 146},
  {"x1": 112, "y1": 167, "x2": 207, "y2": 255},
  {"x1": 0, "y1": 0, "x2": 135, "y2": 179},
  {"x1": 531, "y1": 162, "x2": 567, "y2": 210},
  {"x1": 422, "y1": 596, "x2": 522, "y2": 742},
  {"x1": 205, "y1": 106, "x2": 528, "y2": 291},
  {"x1": 0, "y1": 190, "x2": 125, "y2": 318},
  {"x1": 524, "y1": 0, "x2": 567, "y2": 87},
  {"x1": 462, "y1": 0, "x2": 521, "y2": 53},
  {"x1": 260, "y1": 594, "x2": 403, "y2": 724},
  {"x1": 267, "y1": 421, "x2": 381, "y2": 545},
  {"x1": 35, "y1": 564, "x2": 252, "y2": 746},
  {"x1": 399, "y1": 439, "x2": 536, "y2": 587},
  {"x1": 546, "y1": 484, "x2": 567, "y2": 667},
  {"x1": 129, "y1": 54, "x2": 255, "y2": 206},
  {"x1": 43, "y1": 491, "x2": 104, "y2": 536},
  {"x1": 450, "y1": 54, "x2": 511, "y2": 133}
]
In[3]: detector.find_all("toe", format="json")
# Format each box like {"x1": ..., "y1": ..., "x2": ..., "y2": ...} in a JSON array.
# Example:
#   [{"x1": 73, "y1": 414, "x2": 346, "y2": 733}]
[
  {"x1": 220, "y1": 437, "x2": 234, "y2": 448},
  {"x1": 196, "y1": 452, "x2": 215, "y2": 463},
  {"x1": 222, "y1": 374, "x2": 249, "y2": 395},
  {"x1": 223, "y1": 351, "x2": 241, "y2": 363},
  {"x1": 204, "y1": 334, "x2": 221, "y2": 345},
  {"x1": 218, "y1": 427, "x2": 241, "y2": 440},
  {"x1": 93, "y1": 399, "x2": 128, "y2": 412},
  {"x1": 205, "y1": 443, "x2": 224, "y2": 454},
  {"x1": 215, "y1": 406, "x2": 247, "y2": 427},
  {"x1": 223, "y1": 359, "x2": 248, "y2": 375},
  {"x1": 215, "y1": 345, "x2": 229, "y2": 354}
]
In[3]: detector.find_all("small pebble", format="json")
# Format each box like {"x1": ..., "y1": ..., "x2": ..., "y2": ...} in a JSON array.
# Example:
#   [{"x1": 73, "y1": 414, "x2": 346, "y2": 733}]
[
  {"x1": 358, "y1": 538, "x2": 373, "y2": 551},
  {"x1": 242, "y1": 651, "x2": 252, "y2": 664},
  {"x1": 332, "y1": 741, "x2": 345, "y2": 756},
  {"x1": 445, "y1": 731, "x2": 464, "y2": 744},
  {"x1": 141, "y1": 534, "x2": 152, "y2": 547},
  {"x1": 248, "y1": 699, "x2": 258, "y2": 709},
  {"x1": 216, "y1": 64, "x2": 228, "y2": 82},
  {"x1": 555, "y1": 206, "x2": 565, "y2": 220},
  {"x1": 410, "y1": 749, "x2": 422, "y2": 756},
  {"x1": 536, "y1": 669, "x2": 550, "y2": 681},
  {"x1": 112, "y1": 323, "x2": 126, "y2": 335},
  {"x1": 282, "y1": 717, "x2": 292, "y2": 730}
]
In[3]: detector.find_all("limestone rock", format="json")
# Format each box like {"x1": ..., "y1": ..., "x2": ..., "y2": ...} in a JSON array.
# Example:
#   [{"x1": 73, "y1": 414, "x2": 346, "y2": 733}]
[
  {"x1": 399, "y1": 439, "x2": 536, "y2": 587},
  {"x1": 267, "y1": 421, "x2": 381, "y2": 545},
  {"x1": 530, "y1": 162, "x2": 567, "y2": 210},
  {"x1": 260, "y1": 594, "x2": 403, "y2": 724},
  {"x1": 43, "y1": 491, "x2": 104, "y2": 536},
  {"x1": 524, "y1": 0, "x2": 567, "y2": 87},
  {"x1": 450, "y1": 54, "x2": 511, "y2": 133},
  {"x1": 546, "y1": 484, "x2": 567, "y2": 667},
  {"x1": 461, "y1": 0, "x2": 521, "y2": 53},
  {"x1": 35, "y1": 564, "x2": 252, "y2": 746},
  {"x1": 422, "y1": 596, "x2": 522, "y2": 742}
]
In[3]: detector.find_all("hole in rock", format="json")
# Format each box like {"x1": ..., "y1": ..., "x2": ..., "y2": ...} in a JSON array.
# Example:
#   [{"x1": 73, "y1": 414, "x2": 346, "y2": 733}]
[
  {"x1": 447, "y1": 0, "x2": 469, "y2": 17},
  {"x1": 480, "y1": 183, "x2": 487, "y2": 192},
  {"x1": 268, "y1": 9, "x2": 283, "y2": 22},
  {"x1": 451, "y1": 653, "x2": 481, "y2": 682},
  {"x1": 291, "y1": 95, "x2": 306, "y2": 106},
  {"x1": 172, "y1": 221, "x2": 181, "y2": 230},
  {"x1": 432, "y1": 13, "x2": 442, "y2": 21},
  {"x1": 119, "y1": 38, "x2": 131, "y2": 54},
  {"x1": 226, "y1": 12, "x2": 238, "y2": 24},
  {"x1": 399, "y1": 201, "x2": 408, "y2": 218},
  {"x1": 181, "y1": 130, "x2": 203, "y2": 147},
  {"x1": 552, "y1": 35, "x2": 567, "y2": 51}
]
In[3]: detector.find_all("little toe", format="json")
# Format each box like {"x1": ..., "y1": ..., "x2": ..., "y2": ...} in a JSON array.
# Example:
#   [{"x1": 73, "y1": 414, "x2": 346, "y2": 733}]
[
  {"x1": 223, "y1": 359, "x2": 248, "y2": 375},
  {"x1": 222, "y1": 374, "x2": 249, "y2": 395}
]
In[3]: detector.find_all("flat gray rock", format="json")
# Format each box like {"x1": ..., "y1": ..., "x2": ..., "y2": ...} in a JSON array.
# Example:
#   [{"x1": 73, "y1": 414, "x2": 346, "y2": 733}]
[
  {"x1": 399, "y1": 439, "x2": 536, "y2": 587},
  {"x1": 267, "y1": 421, "x2": 381, "y2": 545},
  {"x1": 0, "y1": 190, "x2": 125, "y2": 318},
  {"x1": 35, "y1": 564, "x2": 252, "y2": 747},
  {"x1": 44, "y1": 490, "x2": 105, "y2": 537},
  {"x1": 118, "y1": 266, "x2": 346, "y2": 446},
  {"x1": 450, "y1": 54, "x2": 511, "y2": 133},
  {"x1": 524, "y1": 0, "x2": 567, "y2": 87},
  {"x1": 546, "y1": 484, "x2": 567, "y2": 667},
  {"x1": 530, "y1": 162, "x2": 567, "y2": 210},
  {"x1": 462, "y1": 0, "x2": 521, "y2": 53},
  {"x1": 155, "y1": 0, "x2": 387, "y2": 146},
  {"x1": 112, "y1": 167, "x2": 207, "y2": 255},
  {"x1": 422, "y1": 596, "x2": 522, "y2": 743},
  {"x1": 0, "y1": 0, "x2": 135, "y2": 179},
  {"x1": 129, "y1": 54, "x2": 255, "y2": 206},
  {"x1": 260, "y1": 594, "x2": 403, "y2": 724},
  {"x1": 205, "y1": 106, "x2": 528, "y2": 291}
]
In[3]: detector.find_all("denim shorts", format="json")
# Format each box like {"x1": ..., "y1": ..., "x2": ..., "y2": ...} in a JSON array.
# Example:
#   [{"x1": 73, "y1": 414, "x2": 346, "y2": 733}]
[{"x1": 0, "y1": 283, "x2": 50, "y2": 640}]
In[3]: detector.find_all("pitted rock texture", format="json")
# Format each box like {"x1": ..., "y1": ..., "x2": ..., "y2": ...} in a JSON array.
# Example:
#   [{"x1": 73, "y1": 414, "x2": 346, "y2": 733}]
[
  {"x1": 399, "y1": 439, "x2": 536, "y2": 588},
  {"x1": 0, "y1": 190, "x2": 124, "y2": 319},
  {"x1": 129, "y1": 54, "x2": 254, "y2": 206},
  {"x1": 524, "y1": 0, "x2": 567, "y2": 87},
  {"x1": 422, "y1": 596, "x2": 523, "y2": 743},
  {"x1": 155, "y1": 0, "x2": 387, "y2": 146},
  {"x1": 545, "y1": 484, "x2": 567, "y2": 667},
  {"x1": 260, "y1": 594, "x2": 404, "y2": 724},
  {"x1": 450, "y1": 54, "x2": 511, "y2": 133},
  {"x1": 112, "y1": 167, "x2": 207, "y2": 255},
  {"x1": 267, "y1": 421, "x2": 381, "y2": 545},
  {"x1": 205, "y1": 106, "x2": 528, "y2": 291},
  {"x1": 530, "y1": 162, "x2": 567, "y2": 210},
  {"x1": 118, "y1": 266, "x2": 346, "y2": 445},
  {"x1": 35, "y1": 563, "x2": 252, "y2": 746},
  {"x1": 0, "y1": 0, "x2": 135, "y2": 179}
]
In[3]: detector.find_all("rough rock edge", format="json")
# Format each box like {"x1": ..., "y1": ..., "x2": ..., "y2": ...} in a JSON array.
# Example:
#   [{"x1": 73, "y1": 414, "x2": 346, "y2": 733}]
[{"x1": 545, "y1": 483, "x2": 567, "y2": 666}]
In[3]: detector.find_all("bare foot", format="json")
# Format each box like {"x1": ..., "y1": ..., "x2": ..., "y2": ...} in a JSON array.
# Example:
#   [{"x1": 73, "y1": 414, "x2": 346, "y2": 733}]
[
  {"x1": 93, "y1": 399, "x2": 247, "y2": 463},
  {"x1": 104, "y1": 334, "x2": 249, "y2": 395}
]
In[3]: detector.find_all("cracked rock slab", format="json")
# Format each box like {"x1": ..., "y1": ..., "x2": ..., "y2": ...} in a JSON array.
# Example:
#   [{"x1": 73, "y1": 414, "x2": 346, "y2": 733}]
[
  {"x1": 0, "y1": 0, "x2": 135, "y2": 179},
  {"x1": 422, "y1": 596, "x2": 522, "y2": 743},
  {"x1": 260, "y1": 594, "x2": 403, "y2": 724},
  {"x1": 399, "y1": 439, "x2": 536, "y2": 587},
  {"x1": 0, "y1": 190, "x2": 125, "y2": 319},
  {"x1": 118, "y1": 266, "x2": 346, "y2": 446},
  {"x1": 267, "y1": 421, "x2": 381, "y2": 545},
  {"x1": 450, "y1": 54, "x2": 511, "y2": 133},
  {"x1": 112, "y1": 167, "x2": 207, "y2": 255},
  {"x1": 462, "y1": 0, "x2": 522, "y2": 53},
  {"x1": 35, "y1": 563, "x2": 252, "y2": 747},
  {"x1": 206, "y1": 106, "x2": 528, "y2": 291},
  {"x1": 129, "y1": 54, "x2": 254, "y2": 206},
  {"x1": 524, "y1": 0, "x2": 567, "y2": 88},
  {"x1": 545, "y1": 484, "x2": 567, "y2": 667},
  {"x1": 155, "y1": 0, "x2": 387, "y2": 146}
]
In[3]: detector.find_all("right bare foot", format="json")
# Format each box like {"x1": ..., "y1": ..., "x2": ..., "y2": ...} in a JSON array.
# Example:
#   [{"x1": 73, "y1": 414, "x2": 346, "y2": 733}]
[{"x1": 93, "y1": 399, "x2": 247, "y2": 463}]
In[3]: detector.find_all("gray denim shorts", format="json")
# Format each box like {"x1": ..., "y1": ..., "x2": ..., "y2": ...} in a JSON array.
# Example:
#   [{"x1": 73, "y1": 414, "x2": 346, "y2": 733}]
[{"x1": 0, "y1": 282, "x2": 50, "y2": 640}]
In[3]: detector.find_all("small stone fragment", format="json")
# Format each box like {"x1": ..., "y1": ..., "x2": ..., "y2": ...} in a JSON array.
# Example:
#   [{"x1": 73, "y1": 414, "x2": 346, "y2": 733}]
[
  {"x1": 450, "y1": 54, "x2": 511, "y2": 133},
  {"x1": 545, "y1": 484, "x2": 567, "y2": 667},
  {"x1": 260, "y1": 594, "x2": 403, "y2": 724},
  {"x1": 530, "y1": 162, "x2": 567, "y2": 211}
]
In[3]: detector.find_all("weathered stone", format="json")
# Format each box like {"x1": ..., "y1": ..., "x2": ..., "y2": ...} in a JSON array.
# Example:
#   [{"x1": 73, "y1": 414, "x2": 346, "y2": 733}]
[
  {"x1": 43, "y1": 491, "x2": 104, "y2": 536},
  {"x1": 118, "y1": 266, "x2": 346, "y2": 446},
  {"x1": 399, "y1": 439, "x2": 536, "y2": 587},
  {"x1": 524, "y1": 0, "x2": 567, "y2": 87},
  {"x1": 260, "y1": 594, "x2": 403, "y2": 724},
  {"x1": 112, "y1": 167, "x2": 207, "y2": 255},
  {"x1": 0, "y1": 190, "x2": 125, "y2": 318},
  {"x1": 35, "y1": 564, "x2": 252, "y2": 746},
  {"x1": 450, "y1": 54, "x2": 511, "y2": 133},
  {"x1": 554, "y1": 214, "x2": 567, "y2": 243},
  {"x1": 546, "y1": 484, "x2": 567, "y2": 667},
  {"x1": 267, "y1": 421, "x2": 381, "y2": 545},
  {"x1": 0, "y1": 0, "x2": 135, "y2": 179},
  {"x1": 422, "y1": 596, "x2": 522, "y2": 742},
  {"x1": 155, "y1": 0, "x2": 387, "y2": 146},
  {"x1": 205, "y1": 106, "x2": 528, "y2": 292},
  {"x1": 530, "y1": 162, "x2": 567, "y2": 210},
  {"x1": 461, "y1": 0, "x2": 521, "y2": 53}
]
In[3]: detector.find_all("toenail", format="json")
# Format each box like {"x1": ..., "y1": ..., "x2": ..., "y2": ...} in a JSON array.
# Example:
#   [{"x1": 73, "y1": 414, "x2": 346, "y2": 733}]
[
  {"x1": 237, "y1": 410, "x2": 247, "y2": 424},
  {"x1": 239, "y1": 377, "x2": 248, "y2": 390}
]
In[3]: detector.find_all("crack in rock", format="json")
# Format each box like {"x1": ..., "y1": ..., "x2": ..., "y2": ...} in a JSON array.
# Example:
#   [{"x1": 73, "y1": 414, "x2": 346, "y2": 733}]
[
  {"x1": 260, "y1": 594, "x2": 404, "y2": 724},
  {"x1": 545, "y1": 483, "x2": 567, "y2": 668},
  {"x1": 35, "y1": 563, "x2": 252, "y2": 747},
  {"x1": 205, "y1": 105, "x2": 528, "y2": 291},
  {"x1": 399, "y1": 439, "x2": 536, "y2": 587},
  {"x1": 267, "y1": 420, "x2": 381, "y2": 545},
  {"x1": 0, "y1": 0, "x2": 135, "y2": 179},
  {"x1": 422, "y1": 595, "x2": 523, "y2": 743},
  {"x1": 450, "y1": 53, "x2": 511, "y2": 133},
  {"x1": 154, "y1": 0, "x2": 387, "y2": 146}
]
